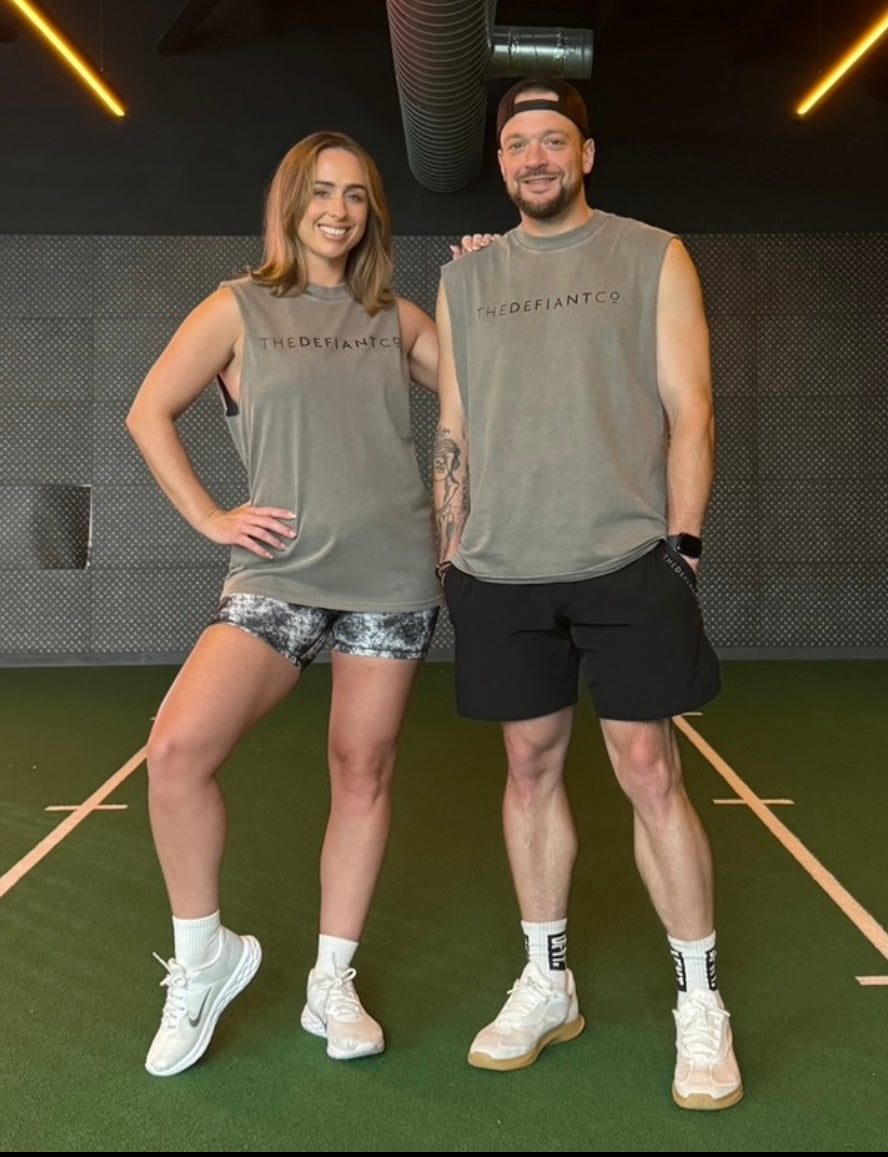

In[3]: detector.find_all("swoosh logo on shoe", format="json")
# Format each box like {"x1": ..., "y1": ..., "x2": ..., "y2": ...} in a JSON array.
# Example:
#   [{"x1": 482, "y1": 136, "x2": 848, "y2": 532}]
[{"x1": 187, "y1": 992, "x2": 211, "y2": 1028}]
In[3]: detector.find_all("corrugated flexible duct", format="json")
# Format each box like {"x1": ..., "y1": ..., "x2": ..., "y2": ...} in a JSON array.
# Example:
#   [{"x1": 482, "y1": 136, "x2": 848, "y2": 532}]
[{"x1": 385, "y1": 0, "x2": 593, "y2": 193}]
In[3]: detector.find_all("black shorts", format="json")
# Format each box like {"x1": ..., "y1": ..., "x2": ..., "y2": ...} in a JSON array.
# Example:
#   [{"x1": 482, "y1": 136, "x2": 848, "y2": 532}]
[{"x1": 442, "y1": 542, "x2": 721, "y2": 722}]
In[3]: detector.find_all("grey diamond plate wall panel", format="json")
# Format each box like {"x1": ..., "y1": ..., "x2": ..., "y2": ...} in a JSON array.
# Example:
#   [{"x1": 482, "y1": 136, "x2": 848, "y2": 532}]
[
  {"x1": 0, "y1": 572, "x2": 92, "y2": 656},
  {"x1": 0, "y1": 485, "x2": 91, "y2": 570},
  {"x1": 409, "y1": 385, "x2": 437, "y2": 492},
  {"x1": 396, "y1": 240, "x2": 454, "y2": 654},
  {"x1": 91, "y1": 567, "x2": 227, "y2": 658},
  {"x1": 0, "y1": 232, "x2": 886, "y2": 663},
  {"x1": 686, "y1": 235, "x2": 760, "y2": 318},
  {"x1": 92, "y1": 487, "x2": 231, "y2": 569},
  {"x1": 698, "y1": 566, "x2": 763, "y2": 648},
  {"x1": 705, "y1": 479, "x2": 760, "y2": 562},
  {"x1": 94, "y1": 317, "x2": 182, "y2": 400},
  {"x1": 709, "y1": 315, "x2": 756, "y2": 396},
  {"x1": 0, "y1": 236, "x2": 95, "y2": 317},
  {"x1": 3, "y1": 401, "x2": 93, "y2": 484},
  {"x1": 393, "y1": 235, "x2": 451, "y2": 317},
  {"x1": 94, "y1": 236, "x2": 262, "y2": 320},
  {"x1": 1, "y1": 318, "x2": 94, "y2": 402},
  {"x1": 758, "y1": 315, "x2": 886, "y2": 394},
  {"x1": 760, "y1": 394, "x2": 888, "y2": 479},
  {"x1": 761, "y1": 564, "x2": 886, "y2": 648},
  {"x1": 755, "y1": 234, "x2": 888, "y2": 314}
]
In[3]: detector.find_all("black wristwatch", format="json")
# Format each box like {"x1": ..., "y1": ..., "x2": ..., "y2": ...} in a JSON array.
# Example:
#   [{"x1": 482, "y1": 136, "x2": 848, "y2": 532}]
[{"x1": 666, "y1": 533, "x2": 703, "y2": 560}]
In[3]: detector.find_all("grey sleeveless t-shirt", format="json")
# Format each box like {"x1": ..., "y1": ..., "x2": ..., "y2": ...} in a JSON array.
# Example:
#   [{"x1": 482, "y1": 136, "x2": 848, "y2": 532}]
[
  {"x1": 218, "y1": 277, "x2": 439, "y2": 612},
  {"x1": 440, "y1": 211, "x2": 675, "y2": 583}
]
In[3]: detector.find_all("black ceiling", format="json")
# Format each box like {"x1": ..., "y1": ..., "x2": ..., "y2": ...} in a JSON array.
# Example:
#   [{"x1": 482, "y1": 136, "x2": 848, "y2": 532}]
[
  {"x1": 1, "y1": 0, "x2": 886, "y2": 235},
  {"x1": 139, "y1": 0, "x2": 888, "y2": 95}
]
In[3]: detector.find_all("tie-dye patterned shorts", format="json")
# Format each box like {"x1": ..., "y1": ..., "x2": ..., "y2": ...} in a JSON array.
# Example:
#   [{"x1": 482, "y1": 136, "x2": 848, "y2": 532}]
[{"x1": 212, "y1": 593, "x2": 439, "y2": 668}]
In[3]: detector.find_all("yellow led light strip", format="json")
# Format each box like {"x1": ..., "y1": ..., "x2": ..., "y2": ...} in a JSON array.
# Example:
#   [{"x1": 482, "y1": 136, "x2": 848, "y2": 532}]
[
  {"x1": 8, "y1": 0, "x2": 125, "y2": 117},
  {"x1": 796, "y1": 6, "x2": 888, "y2": 116}
]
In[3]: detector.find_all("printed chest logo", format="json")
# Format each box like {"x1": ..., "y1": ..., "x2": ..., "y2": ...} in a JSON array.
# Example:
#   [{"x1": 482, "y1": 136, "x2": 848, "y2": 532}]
[
  {"x1": 257, "y1": 335, "x2": 402, "y2": 351},
  {"x1": 475, "y1": 290, "x2": 621, "y2": 319}
]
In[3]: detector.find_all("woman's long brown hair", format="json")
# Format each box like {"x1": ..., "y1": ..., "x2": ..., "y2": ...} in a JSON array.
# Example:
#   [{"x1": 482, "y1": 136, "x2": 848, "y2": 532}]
[{"x1": 250, "y1": 130, "x2": 395, "y2": 315}]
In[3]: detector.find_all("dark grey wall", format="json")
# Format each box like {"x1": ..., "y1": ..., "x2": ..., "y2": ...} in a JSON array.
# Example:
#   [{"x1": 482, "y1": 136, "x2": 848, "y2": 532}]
[
  {"x1": 1, "y1": 1, "x2": 887, "y2": 237},
  {"x1": 1, "y1": 230, "x2": 886, "y2": 664}
]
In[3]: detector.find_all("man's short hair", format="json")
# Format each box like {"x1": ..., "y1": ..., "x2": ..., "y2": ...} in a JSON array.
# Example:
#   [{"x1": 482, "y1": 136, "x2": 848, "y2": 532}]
[{"x1": 496, "y1": 77, "x2": 590, "y2": 142}]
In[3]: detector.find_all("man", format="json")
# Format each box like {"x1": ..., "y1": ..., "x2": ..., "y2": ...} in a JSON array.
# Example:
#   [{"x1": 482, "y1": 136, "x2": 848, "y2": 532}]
[{"x1": 433, "y1": 76, "x2": 743, "y2": 1111}]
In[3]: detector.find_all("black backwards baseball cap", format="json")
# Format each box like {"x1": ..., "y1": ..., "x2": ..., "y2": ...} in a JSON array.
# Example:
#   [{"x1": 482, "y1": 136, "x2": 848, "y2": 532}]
[{"x1": 496, "y1": 77, "x2": 590, "y2": 142}]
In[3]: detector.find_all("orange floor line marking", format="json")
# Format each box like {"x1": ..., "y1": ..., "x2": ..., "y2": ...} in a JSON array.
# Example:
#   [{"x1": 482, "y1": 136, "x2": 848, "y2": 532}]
[
  {"x1": 0, "y1": 746, "x2": 146, "y2": 901},
  {"x1": 44, "y1": 804, "x2": 129, "y2": 812},
  {"x1": 674, "y1": 715, "x2": 888, "y2": 963},
  {"x1": 714, "y1": 798, "x2": 794, "y2": 806}
]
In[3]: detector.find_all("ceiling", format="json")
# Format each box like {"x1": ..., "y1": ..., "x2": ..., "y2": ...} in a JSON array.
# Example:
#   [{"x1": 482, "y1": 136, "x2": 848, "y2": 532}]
[
  {"x1": 1, "y1": 0, "x2": 886, "y2": 235},
  {"x1": 134, "y1": 0, "x2": 888, "y2": 94},
  {"x1": 4, "y1": 1, "x2": 886, "y2": 111}
]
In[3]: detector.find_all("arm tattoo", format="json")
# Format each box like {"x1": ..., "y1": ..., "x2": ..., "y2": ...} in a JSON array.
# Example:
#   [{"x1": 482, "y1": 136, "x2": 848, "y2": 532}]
[{"x1": 433, "y1": 424, "x2": 470, "y2": 558}]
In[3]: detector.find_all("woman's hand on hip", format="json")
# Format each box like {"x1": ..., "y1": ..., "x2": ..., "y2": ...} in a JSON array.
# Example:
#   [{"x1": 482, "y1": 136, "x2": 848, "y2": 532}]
[{"x1": 201, "y1": 504, "x2": 297, "y2": 559}]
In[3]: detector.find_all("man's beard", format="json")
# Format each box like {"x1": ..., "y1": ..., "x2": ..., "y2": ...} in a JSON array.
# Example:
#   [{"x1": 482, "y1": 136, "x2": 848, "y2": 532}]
[{"x1": 509, "y1": 169, "x2": 583, "y2": 220}]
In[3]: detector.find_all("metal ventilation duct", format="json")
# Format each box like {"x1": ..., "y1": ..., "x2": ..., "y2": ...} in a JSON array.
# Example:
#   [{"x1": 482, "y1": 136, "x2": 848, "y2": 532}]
[{"x1": 385, "y1": 1, "x2": 593, "y2": 193}]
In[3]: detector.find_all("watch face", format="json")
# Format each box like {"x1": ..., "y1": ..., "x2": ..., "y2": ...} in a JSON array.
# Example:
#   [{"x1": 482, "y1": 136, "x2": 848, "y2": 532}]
[{"x1": 673, "y1": 533, "x2": 702, "y2": 559}]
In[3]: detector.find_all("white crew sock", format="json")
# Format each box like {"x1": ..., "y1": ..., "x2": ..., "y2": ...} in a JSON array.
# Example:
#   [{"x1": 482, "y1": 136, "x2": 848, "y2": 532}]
[
  {"x1": 521, "y1": 918, "x2": 568, "y2": 991},
  {"x1": 315, "y1": 933, "x2": 359, "y2": 975},
  {"x1": 668, "y1": 931, "x2": 719, "y2": 1000},
  {"x1": 172, "y1": 910, "x2": 222, "y2": 969}
]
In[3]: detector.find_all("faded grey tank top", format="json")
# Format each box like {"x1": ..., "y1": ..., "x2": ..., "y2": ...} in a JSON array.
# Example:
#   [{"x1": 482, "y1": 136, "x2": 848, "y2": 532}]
[
  {"x1": 218, "y1": 277, "x2": 439, "y2": 612},
  {"x1": 440, "y1": 211, "x2": 674, "y2": 582}
]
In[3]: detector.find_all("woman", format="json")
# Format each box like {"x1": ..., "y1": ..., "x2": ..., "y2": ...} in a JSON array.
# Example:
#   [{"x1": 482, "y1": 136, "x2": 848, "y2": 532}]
[{"x1": 126, "y1": 131, "x2": 444, "y2": 1077}]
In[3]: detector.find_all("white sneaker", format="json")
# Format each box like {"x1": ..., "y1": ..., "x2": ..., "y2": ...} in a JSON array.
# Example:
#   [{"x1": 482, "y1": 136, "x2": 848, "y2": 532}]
[
  {"x1": 672, "y1": 989, "x2": 744, "y2": 1110},
  {"x1": 300, "y1": 966, "x2": 385, "y2": 1060},
  {"x1": 145, "y1": 928, "x2": 262, "y2": 1077},
  {"x1": 468, "y1": 962, "x2": 585, "y2": 1071}
]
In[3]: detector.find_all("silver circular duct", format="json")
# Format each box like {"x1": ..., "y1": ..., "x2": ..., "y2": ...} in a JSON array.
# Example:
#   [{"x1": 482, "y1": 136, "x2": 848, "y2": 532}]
[{"x1": 386, "y1": 1, "x2": 593, "y2": 193}]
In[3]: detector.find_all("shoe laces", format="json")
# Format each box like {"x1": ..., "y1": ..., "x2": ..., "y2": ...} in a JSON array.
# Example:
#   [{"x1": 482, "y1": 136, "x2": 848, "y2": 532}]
[
  {"x1": 317, "y1": 967, "x2": 364, "y2": 1023},
  {"x1": 494, "y1": 970, "x2": 553, "y2": 1028},
  {"x1": 153, "y1": 952, "x2": 190, "y2": 1030},
  {"x1": 675, "y1": 991, "x2": 729, "y2": 1061}
]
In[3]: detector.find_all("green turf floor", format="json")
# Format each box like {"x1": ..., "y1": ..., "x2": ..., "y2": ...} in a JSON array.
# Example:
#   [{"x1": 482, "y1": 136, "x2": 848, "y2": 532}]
[{"x1": 1, "y1": 660, "x2": 886, "y2": 1151}]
